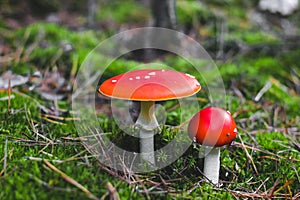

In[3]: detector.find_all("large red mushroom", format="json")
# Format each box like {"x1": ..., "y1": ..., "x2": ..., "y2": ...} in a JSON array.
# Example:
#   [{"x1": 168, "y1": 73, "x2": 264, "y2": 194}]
[{"x1": 99, "y1": 69, "x2": 201, "y2": 165}]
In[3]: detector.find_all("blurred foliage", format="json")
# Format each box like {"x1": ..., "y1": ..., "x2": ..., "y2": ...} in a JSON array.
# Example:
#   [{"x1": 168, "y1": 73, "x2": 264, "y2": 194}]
[
  {"x1": 177, "y1": 0, "x2": 216, "y2": 28},
  {"x1": 0, "y1": 0, "x2": 87, "y2": 17},
  {"x1": 1, "y1": 23, "x2": 106, "y2": 75},
  {"x1": 96, "y1": 0, "x2": 150, "y2": 24},
  {"x1": 230, "y1": 31, "x2": 279, "y2": 44}
]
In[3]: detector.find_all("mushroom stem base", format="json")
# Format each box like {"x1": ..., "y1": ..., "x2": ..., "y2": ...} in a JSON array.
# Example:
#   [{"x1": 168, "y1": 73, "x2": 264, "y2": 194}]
[
  {"x1": 203, "y1": 147, "x2": 220, "y2": 185},
  {"x1": 140, "y1": 129, "x2": 155, "y2": 165}
]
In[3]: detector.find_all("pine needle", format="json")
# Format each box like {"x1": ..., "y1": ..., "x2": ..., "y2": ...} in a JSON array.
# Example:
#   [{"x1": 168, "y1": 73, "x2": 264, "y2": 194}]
[{"x1": 44, "y1": 160, "x2": 99, "y2": 200}]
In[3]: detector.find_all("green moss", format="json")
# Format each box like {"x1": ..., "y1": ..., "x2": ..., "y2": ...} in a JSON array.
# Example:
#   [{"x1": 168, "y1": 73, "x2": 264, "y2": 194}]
[{"x1": 256, "y1": 132, "x2": 289, "y2": 150}]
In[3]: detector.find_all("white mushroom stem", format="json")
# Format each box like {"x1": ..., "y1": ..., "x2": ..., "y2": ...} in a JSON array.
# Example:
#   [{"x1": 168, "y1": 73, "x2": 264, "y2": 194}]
[
  {"x1": 135, "y1": 101, "x2": 159, "y2": 165},
  {"x1": 203, "y1": 147, "x2": 220, "y2": 185}
]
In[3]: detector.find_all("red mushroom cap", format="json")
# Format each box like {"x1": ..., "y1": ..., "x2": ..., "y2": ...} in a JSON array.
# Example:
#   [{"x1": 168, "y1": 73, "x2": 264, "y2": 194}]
[
  {"x1": 188, "y1": 106, "x2": 237, "y2": 147},
  {"x1": 99, "y1": 69, "x2": 201, "y2": 101}
]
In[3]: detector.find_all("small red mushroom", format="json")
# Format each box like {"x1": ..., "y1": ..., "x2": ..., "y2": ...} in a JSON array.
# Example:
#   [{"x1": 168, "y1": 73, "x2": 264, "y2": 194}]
[
  {"x1": 188, "y1": 106, "x2": 237, "y2": 185},
  {"x1": 188, "y1": 106, "x2": 237, "y2": 147}
]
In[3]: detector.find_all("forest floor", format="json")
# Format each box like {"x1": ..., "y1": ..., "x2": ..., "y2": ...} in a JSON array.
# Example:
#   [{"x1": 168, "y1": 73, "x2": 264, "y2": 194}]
[{"x1": 0, "y1": 1, "x2": 300, "y2": 199}]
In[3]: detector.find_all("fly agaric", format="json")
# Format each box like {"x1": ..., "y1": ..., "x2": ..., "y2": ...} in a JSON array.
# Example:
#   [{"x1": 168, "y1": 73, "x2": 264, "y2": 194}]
[
  {"x1": 188, "y1": 106, "x2": 237, "y2": 185},
  {"x1": 99, "y1": 69, "x2": 201, "y2": 165}
]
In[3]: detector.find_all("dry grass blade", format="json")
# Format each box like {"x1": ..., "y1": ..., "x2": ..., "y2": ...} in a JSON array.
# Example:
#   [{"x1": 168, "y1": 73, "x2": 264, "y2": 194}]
[
  {"x1": 274, "y1": 179, "x2": 294, "y2": 197},
  {"x1": 267, "y1": 178, "x2": 280, "y2": 198},
  {"x1": 233, "y1": 141, "x2": 300, "y2": 162},
  {"x1": 41, "y1": 113, "x2": 80, "y2": 121},
  {"x1": 44, "y1": 160, "x2": 99, "y2": 200},
  {"x1": 293, "y1": 192, "x2": 300, "y2": 200},
  {"x1": 255, "y1": 177, "x2": 270, "y2": 194},
  {"x1": 7, "y1": 79, "x2": 11, "y2": 111},
  {"x1": 291, "y1": 139, "x2": 300, "y2": 152},
  {"x1": 25, "y1": 105, "x2": 55, "y2": 146},
  {"x1": 25, "y1": 156, "x2": 63, "y2": 164},
  {"x1": 63, "y1": 148, "x2": 93, "y2": 164},
  {"x1": 28, "y1": 173, "x2": 75, "y2": 192},
  {"x1": 237, "y1": 134, "x2": 258, "y2": 174},
  {"x1": 41, "y1": 116, "x2": 67, "y2": 125},
  {"x1": 254, "y1": 81, "x2": 272, "y2": 102},
  {"x1": 231, "y1": 190, "x2": 264, "y2": 198},
  {"x1": 0, "y1": 94, "x2": 15, "y2": 101},
  {"x1": 105, "y1": 182, "x2": 120, "y2": 200},
  {"x1": 0, "y1": 137, "x2": 8, "y2": 177},
  {"x1": 291, "y1": 162, "x2": 300, "y2": 184}
]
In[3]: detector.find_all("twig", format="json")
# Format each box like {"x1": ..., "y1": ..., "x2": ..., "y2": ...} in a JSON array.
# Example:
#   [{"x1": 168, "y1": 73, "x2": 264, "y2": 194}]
[{"x1": 44, "y1": 160, "x2": 99, "y2": 200}]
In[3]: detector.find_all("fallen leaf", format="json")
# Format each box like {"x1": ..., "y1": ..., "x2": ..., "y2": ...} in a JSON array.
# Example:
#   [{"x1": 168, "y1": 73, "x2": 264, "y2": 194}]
[{"x1": 0, "y1": 71, "x2": 29, "y2": 89}]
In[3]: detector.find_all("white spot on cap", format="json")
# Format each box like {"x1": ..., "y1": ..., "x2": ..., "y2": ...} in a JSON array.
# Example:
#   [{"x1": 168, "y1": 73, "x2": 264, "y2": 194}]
[
  {"x1": 112, "y1": 79, "x2": 117, "y2": 83},
  {"x1": 148, "y1": 72, "x2": 156, "y2": 76},
  {"x1": 185, "y1": 73, "x2": 195, "y2": 79},
  {"x1": 144, "y1": 75, "x2": 150, "y2": 79},
  {"x1": 129, "y1": 77, "x2": 133, "y2": 81},
  {"x1": 136, "y1": 76, "x2": 140, "y2": 80},
  {"x1": 162, "y1": 69, "x2": 165, "y2": 72},
  {"x1": 234, "y1": 128, "x2": 238, "y2": 133},
  {"x1": 227, "y1": 110, "x2": 231, "y2": 114}
]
